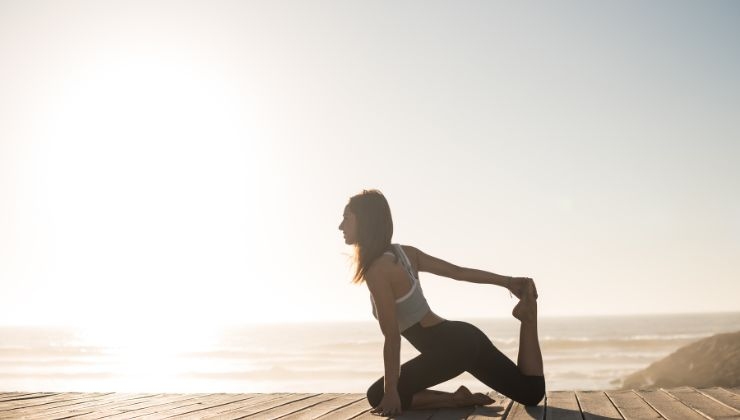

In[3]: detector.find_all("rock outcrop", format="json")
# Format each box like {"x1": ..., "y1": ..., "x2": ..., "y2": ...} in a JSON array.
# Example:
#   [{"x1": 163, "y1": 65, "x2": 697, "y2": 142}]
[{"x1": 620, "y1": 330, "x2": 740, "y2": 389}]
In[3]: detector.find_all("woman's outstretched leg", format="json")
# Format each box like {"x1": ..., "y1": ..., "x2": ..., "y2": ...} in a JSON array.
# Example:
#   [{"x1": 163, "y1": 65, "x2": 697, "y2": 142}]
[{"x1": 512, "y1": 279, "x2": 543, "y2": 376}]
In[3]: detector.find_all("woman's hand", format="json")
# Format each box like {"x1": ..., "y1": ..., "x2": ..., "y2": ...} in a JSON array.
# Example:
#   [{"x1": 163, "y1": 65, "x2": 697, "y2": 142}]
[
  {"x1": 370, "y1": 389, "x2": 402, "y2": 417},
  {"x1": 507, "y1": 277, "x2": 538, "y2": 300}
]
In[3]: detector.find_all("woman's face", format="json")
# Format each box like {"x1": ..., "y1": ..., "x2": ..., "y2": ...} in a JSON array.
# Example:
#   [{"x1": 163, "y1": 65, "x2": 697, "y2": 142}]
[{"x1": 338, "y1": 205, "x2": 358, "y2": 245}]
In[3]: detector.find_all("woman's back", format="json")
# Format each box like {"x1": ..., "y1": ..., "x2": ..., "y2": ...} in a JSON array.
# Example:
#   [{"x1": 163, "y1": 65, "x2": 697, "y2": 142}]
[
  {"x1": 369, "y1": 244, "x2": 443, "y2": 332},
  {"x1": 380, "y1": 245, "x2": 418, "y2": 300}
]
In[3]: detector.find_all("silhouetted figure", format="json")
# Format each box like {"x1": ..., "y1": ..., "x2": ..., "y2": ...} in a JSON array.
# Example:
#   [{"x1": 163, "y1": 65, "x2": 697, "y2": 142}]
[{"x1": 338, "y1": 189, "x2": 545, "y2": 416}]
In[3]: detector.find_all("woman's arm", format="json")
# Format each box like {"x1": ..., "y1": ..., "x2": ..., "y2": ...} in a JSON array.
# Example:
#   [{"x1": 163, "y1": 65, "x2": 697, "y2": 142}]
[
  {"x1": 364, "y1": 259, "x2": 402, "y2": 393},
  {"x1": 412, "y1": 246, "x2": 513, "y2": 288}
]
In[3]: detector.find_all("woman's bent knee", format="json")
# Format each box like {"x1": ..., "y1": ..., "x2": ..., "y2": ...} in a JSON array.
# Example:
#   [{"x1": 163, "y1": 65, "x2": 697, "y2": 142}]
[
  {"x1": 366, "y1": 379, "x2": 384, "y2": 407},
  {"x1": 516, "y1": 376, "x2": 545, "y2": 406}
]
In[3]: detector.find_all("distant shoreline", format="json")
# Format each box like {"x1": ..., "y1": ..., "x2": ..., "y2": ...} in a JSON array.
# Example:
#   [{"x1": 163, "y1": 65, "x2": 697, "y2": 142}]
[{"x1": 2, "y1": 310, "x2": 740, "y2": 328}]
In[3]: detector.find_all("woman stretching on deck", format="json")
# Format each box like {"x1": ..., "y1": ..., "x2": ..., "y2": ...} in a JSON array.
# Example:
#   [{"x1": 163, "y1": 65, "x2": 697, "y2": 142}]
[{"x1": 338, "y1": 189, "x2": 545, "y2": 417}]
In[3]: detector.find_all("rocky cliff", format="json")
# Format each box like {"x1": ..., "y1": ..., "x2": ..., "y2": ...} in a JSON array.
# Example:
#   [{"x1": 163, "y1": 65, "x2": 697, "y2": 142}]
[{"x1": 620, "y1": 330, "x2": 740, "y2": 389}]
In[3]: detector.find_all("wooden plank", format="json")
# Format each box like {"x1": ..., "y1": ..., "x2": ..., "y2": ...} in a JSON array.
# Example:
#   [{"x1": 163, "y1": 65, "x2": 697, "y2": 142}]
[
  {"x1": 354, "y1": 409, "x2": 438, "y2": 420},
  {"x1": 0, "y1": 392, "x2": 75, "y2": 412},
  {"x1": 19, "y1": 394, "x2": 163, "y2": 420},
  {"x1": 165, "y1": 393, "x2": 292, "y2": 420},
  {"x1": 699, "y1": 388, "x2": 740, "y2": 412},
  {"x1": 131, "y1": 394, "x2": 262, "y2": 420},
  {"x1": 350, "y1": 390, "x2": 506, "y2": 420},
  {"x1": 605, "y1": 390, "x2": 663, "y2": 419},
  {"x1": 0, "y1": 393, "x2": 53, "y2": 403},
  {"x1": 426, "y1": 406, "x2": 473, "y2": 420},
  {"x1": 398, "y1": 408, "x2": 437, "y2": 420},
  {"x1": 634, "y1": 389, "x2": 706, "y2": 420},
  {"x1": 505, "y1": 395, "x2": 544, "y2": 420},
  {"x1": 62, "y1": 393, "x2": 212, "y2": 420},
  {"x1": 348, "y1": 392, "x2": 489, "y2": 420},
  {"x1": 346, "y1": 403, "x2": 434, "y2": 420},
  {"x1": 314, "y1": 396, "x2": 373, "y2": 420},
  {"x1": 664, "y1": 387, "x2": 740, "y2": 419},
  {"x1": 1, "y1": 392, "x2": 117, "y2": 419},
  {"x1": 58, "y1": 393, "x2": 181, "y2": 419},
  {"x1": 225, "y1": 393, "x2": 333, "y2": 419},
  {"x1": 94, "y1": 393, "x2": 221, "y2": 420},
  {"x1": 545, "y1": 391, "x2": 582, "y2": 420},
  {"x1": 200, "y1": 393, "x2": 323, "y2": 419},
  {"x1": 575, "y1": 390, "x2": 623, "y2": 420},
  {"x1": 277, "y1": 393, "x2": 367, "y2": 420},
  {"x1": 0, "y1": 392, "x2": 91, "y2": 412},
  {"x1": 42, "y1": 393, "x2": 160, "y2": 416},
  {"x1": 52, "y1": 394, "x2": 176, "y2": 420},
  {"x1": 467, "y1": 392, "x2": 512, "y2": 419},
  {"x1": 0, "y1": 390, "x2": 734, "y2": 420},
  {"x1": 192, "y1": 394, "x2": 316, "y2": 420}
]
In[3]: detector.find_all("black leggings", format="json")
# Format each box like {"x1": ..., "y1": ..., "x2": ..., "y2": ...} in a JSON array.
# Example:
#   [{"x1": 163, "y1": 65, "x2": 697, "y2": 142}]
[{"x1": 366, "y1": 320, "x2": 545, "y2": 410}]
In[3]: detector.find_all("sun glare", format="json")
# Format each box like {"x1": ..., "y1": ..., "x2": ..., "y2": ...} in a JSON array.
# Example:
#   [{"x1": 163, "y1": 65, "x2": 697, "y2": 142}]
[
  {"x1": 22, "y1": 48, "x2": 272, "y2": 327},
  {"x1": 74, "y1": 321, "x2": 224, "y2": 391}
]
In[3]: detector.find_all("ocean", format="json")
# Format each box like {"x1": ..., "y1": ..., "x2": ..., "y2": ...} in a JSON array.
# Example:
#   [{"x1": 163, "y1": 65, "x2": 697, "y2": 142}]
[{"x1": 1, "y1": 312, "x2": 738, "y2": 394}]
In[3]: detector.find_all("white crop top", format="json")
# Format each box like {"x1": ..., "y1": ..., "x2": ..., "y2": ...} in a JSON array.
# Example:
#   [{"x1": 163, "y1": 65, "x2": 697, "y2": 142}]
[{"x1": 369, "y1": 243, "x2": 431, "y2": 332}]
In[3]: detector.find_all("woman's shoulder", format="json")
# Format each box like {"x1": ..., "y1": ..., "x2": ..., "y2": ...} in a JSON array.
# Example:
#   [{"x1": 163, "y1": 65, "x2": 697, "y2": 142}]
[
  {"x1": 389, "y1": 243, "x2": 416, "y2": 252},
  {"x1": 380, "y1": 243, "x2": 419, "y2": 269},
  {"x1": 370, "y1": 245, "x2": 402, "y2": 269},
  {"x1": 397, "y1": 244, "x2": 421, "y2": 271},
  {"x1": 397, "y1": 243, "x2": 417, "y2": 253},
  {"x1": 395, "y1": 243, "x2": 419, "y2": 259}
]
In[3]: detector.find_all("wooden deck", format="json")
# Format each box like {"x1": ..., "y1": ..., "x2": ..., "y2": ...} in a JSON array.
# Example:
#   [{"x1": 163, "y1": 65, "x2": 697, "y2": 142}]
[{"x1": 1, "y1": 387, "x2": 738, "y2": 419}]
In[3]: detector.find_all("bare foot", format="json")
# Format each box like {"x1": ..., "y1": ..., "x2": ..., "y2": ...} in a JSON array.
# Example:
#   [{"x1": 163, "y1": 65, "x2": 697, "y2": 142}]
[
  {"x1": 512, "y1": 279, "x2": 538, "y2": 323},
  {"x1": 452, "y1": 385, "x2": 495, "y2": 407}
]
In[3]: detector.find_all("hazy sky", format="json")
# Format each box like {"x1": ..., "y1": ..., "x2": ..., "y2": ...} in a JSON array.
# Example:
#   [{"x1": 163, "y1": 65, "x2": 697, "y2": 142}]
[{"x1": 1, "y1": 1, "x2": 738, "y2": 327}]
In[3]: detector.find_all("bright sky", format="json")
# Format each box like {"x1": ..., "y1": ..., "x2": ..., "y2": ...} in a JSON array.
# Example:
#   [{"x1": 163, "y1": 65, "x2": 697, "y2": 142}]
[{"x1": 1, "y1": 1, "x2": 738, "y2": 328}]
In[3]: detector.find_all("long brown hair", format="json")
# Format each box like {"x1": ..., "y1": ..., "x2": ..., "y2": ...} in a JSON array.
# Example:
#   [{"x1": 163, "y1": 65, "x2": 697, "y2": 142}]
[{"x1": 347, "y1": 189, "x2": 396, "y2": 284}]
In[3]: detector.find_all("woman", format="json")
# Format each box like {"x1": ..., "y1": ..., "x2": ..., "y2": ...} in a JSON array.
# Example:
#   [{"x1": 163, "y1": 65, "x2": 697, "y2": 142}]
[{"x1": 338, "y1": 189, "x2": 545, "y2": 417}]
